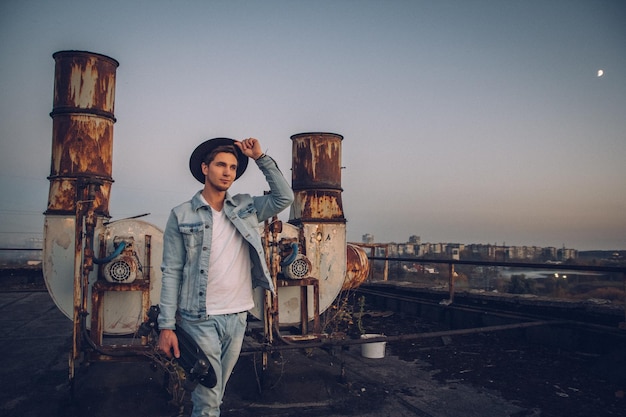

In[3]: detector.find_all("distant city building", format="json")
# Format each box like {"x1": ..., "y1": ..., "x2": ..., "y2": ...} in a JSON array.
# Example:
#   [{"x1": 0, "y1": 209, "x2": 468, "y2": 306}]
[
  {"x1": 387, "y1": 242, "x2": 420, "y2": 256},
  {"x1": 355, "y1": 236, "x2": 577, "y2": 262},
  {"x1": 408, "y1": 235, "x2": 421, "y2": 244},
  {"x1": 446, "y1": 244, "x2": 462, "y2": 260},
  {"x1": 362, "y1": 234, "x2": 375, "y2": 244},
  {"x1": 558, "y1": 247, "x2": 577, "y2": 261}
]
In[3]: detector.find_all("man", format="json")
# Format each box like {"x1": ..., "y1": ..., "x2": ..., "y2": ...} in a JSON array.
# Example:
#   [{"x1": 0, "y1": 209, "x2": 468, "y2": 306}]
[{"x1": 158, "y1": 137, "x2": 293, "y2": 416}]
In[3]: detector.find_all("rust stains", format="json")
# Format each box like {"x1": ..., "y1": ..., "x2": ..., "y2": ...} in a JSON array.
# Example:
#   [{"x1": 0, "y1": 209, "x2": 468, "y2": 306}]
[
  {"x1": 291, "y1": 132, "x2": 343, "y2": 191},
  {"x1": 46, "y1": 178, "x2": 112, "y2": 215},
  {"x1": 50, "y1": 115, "x2": 114, "y2": 177},
  {"x1": 291, "y1": 190, "x2": 344, "y2": 221},
  {"x1": 52, "y1": 51, "x2": 119, "y2": 117},
  {"x1": 343, "y1": 243, "x2": 370, "y2": 290},
  {"x1": 290, "y1": 132, "x2": 345, "y2": 222},
  {"x1": 46, "y1": 51, "x2": 118, "y2": 217}
]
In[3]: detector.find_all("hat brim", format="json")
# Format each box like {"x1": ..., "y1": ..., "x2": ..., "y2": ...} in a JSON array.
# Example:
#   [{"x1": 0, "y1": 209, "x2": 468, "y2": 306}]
[{"x1": 189, "y1": 138, "x2": 249, "y2": 184}]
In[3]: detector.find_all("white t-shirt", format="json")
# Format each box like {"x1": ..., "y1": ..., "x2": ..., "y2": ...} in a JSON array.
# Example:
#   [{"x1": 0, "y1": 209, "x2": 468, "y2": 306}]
[{"x1": 205, "y1": 206, "x2": 254, "y2": 315}]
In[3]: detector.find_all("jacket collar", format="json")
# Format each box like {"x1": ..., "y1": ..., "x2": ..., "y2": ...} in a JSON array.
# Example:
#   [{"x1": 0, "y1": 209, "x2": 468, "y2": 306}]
[{"x1": 190, "y1": 190, "x2": 235, "y2": 212}]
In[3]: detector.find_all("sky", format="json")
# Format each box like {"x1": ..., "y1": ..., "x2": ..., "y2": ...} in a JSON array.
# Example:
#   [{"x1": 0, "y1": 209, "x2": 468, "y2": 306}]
[{"x1": 1, "y1": 0, "x2": 625, "y2": 251}]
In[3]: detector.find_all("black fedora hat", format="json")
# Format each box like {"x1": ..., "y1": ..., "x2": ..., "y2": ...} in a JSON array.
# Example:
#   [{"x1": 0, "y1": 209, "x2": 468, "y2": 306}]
[{"x1": 189, "y1": 138, "x2": 249, "y2": 183}]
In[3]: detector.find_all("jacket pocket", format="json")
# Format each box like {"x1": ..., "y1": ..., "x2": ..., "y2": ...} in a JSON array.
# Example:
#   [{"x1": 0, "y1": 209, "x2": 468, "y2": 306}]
[
  {"x1": 237, "y1": 204, "x2": 257, "y2": 218},
  {"x1": 237, "y1": 204, "x2": 260, "y2": 229},
  {"x1": 178, "y1": 222, "x2": 203, "y2": 248}
]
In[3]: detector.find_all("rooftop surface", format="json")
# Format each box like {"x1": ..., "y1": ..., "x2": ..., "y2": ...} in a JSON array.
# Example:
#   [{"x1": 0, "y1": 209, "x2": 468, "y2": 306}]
[{"x1": 1, "y1": 289, "x2": 623, "y2": 417}]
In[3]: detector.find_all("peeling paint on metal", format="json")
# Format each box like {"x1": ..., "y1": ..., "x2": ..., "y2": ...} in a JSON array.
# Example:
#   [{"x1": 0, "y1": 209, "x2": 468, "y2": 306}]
[
  {"x1": 46, "y1": 51, "x2": 118, "y2": 217},
  {"x1": 343, "y1": 243, "x2": 370, "y2": 290},
  {"x1": 290, "y1": 132, "x2": 345, "y2": 222}
]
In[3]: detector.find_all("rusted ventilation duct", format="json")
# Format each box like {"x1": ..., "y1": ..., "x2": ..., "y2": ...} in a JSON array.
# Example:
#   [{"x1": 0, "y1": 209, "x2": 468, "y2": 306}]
[
  {"x1": 288, "y1": 132, "x2": 370, "y2": 293},
  {"x1": 43, "y1": 51, "x2": 163, "y2": 339},
  {"x1": 290, "y1": 132, "x2": 345, "y2": 223},
  {"x1": 46, "y1": 50, "x2": 119, "y2": 216},
  {"x1": 267, "y1": 133, "x2": 348, "y2": 325},
  {"x1": 344, "y1": 243, "x2": 371, "y2": 290}
]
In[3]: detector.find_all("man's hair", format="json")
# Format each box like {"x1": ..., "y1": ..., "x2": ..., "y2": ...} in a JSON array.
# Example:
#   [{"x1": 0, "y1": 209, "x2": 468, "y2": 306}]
[{"x1": 203, "y1": 145, "x2": 238, "y2": 166}]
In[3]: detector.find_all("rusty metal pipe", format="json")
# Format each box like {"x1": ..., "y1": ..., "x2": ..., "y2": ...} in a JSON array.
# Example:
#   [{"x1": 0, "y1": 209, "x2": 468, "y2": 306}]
[
  {"x1": 290, "y1": 132, "x2": 345, "y2": 223},
  {"x1": 241, "y1": 320, "x2": 565, "y2": 353},
  {"x1": 46, "y1": 50, "x2": 119, "y2": 217},
  {"x1": 344, "y1": 243, "x2": 371, "y2": 290}
]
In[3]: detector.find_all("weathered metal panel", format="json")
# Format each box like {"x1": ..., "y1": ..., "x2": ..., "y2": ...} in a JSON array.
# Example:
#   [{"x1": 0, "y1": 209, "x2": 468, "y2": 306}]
[
  {"x1": 291, "y1": 132, "x2": 343, "y2": 189},
  {"x1": 46, "y1": 51, "x2": 118, "y2": 216},
  {"x1": 300, "y1": 222, "x2": 346, "y2": 315},
  {"x1": 52, "y1": 50, "x2": 119, "y2": 117},
  {"x1": 47, "y1": 114, "x2": 115, "y2": 214},
  {"x1": 290, "y1": 132, "x2": 345, "y2": 222},
  {"x1": 344, "y1": 243, "x2": 370, "y2": 290},
  {"x1": 50, "y1": 115, "x2": 114, "y2": 176},
  {"x1": 44, "y1": 217, "x2": 163, "y2": 335},
  {"x1": 291, "y1": 189, "x2": 344, "y2": 221},
  {"x1": 46, "y1": 178, "x2": 112, "y2": 214}
]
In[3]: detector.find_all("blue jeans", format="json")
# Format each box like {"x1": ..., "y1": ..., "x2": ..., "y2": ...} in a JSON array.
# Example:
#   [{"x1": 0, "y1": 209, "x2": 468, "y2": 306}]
[{"x1": 180, "y1": 311, "x2": 248, "y2": 417}]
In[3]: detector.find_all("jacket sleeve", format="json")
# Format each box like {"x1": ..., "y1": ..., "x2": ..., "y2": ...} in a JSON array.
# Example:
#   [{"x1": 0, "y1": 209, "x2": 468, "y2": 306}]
[
  {"x1": 252, "y1": 154, "x2": 294, "y2": 222},
  {"x1": 158, "y1": 210, "x2": 184, "y2": 330}
]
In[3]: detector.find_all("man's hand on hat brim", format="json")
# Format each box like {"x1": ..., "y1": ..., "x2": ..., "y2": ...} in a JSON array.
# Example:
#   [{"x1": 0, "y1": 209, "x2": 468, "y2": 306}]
[{"x1": 235, "y1": 138, "x2": 264, "y2": 160}]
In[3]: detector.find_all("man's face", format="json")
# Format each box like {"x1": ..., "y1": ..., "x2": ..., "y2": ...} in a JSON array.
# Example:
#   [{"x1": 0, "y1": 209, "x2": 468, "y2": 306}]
[{"x1": 201, "y1": 152, "x2": 238, "y2": 192}]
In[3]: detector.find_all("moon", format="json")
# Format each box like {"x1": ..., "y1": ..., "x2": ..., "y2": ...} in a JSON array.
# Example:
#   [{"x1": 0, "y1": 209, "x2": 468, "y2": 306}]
[{"x1": 597, "y1": 69, "x2": 604, "y2": 77}]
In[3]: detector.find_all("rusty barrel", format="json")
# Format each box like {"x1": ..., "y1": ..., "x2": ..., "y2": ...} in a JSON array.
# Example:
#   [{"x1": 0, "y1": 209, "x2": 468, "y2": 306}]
[
  {"x1": 290, "y1": 132, "x2": 345, "y2": 222},
  {"x1": 46, "y1": 50, "x2": 119, "y2": 216}
]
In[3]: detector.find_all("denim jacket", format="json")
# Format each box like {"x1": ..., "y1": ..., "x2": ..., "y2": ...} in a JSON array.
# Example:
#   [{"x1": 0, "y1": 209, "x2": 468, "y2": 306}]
[{"x1": 158, "y1": 155, "x2": 294, "y2": 330}]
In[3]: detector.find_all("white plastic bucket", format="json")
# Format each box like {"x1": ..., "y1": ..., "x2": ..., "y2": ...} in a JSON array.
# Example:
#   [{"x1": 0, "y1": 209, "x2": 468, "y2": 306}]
[{"x1": 360, "y1": 334, "x2": 386, "y2": 358}]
